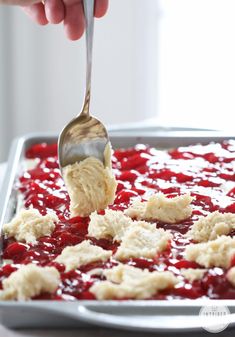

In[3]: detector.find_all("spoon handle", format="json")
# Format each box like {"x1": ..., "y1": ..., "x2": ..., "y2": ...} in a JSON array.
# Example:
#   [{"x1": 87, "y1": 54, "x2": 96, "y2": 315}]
[{"x1": 82, "y1": 0, "x2": 95, "y2": 117}]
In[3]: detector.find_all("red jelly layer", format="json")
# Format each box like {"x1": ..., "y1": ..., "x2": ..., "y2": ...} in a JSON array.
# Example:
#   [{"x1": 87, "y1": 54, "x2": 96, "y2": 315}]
[{"x1": 2, "y1": 140, "x2": 235, "y2": 300}]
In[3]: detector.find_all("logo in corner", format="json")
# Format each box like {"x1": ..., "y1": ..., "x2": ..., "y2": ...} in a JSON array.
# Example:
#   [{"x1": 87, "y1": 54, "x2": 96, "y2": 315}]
[{"x1": 199, "y1": 305, "x2": 230, "y2": 333}]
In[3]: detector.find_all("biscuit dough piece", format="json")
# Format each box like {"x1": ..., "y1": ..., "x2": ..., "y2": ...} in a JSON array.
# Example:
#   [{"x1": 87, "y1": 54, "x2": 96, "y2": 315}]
[
  {"x1": 55, "y1": 240, "x2": 112, "y2": 272},
  {"x1": 227, "y1": 267, "x2": 235, "y2": 287},
  {"x1": 88, "y1": 209, "x2": 134, "y2": 241},
  {"x1": 125, "y1": 193, "x2": 193, "y2": 223},
  {"x1": 0, "y1": 264, "x2": 60, "y2": 301},
  {"x1": 186, "y1": 211, "x2": 235, "y2": 242},
  {"x1": 63, "y1": 144, "x2": 117, "y2": 217},
  {"x1": 181, "y1": 268, "x2": 206, "y2": 282},
  {"x1": 114, "y1": 221, "x2": 172, "y2": 260},
  {"x1": 90, "y1": 264, "x2": 179, "y2": 300},
  {"x1": 3, "y1": 208, "x2": 58, "y2": 244},
  {"x1": 185, "y1": 236, "x2": 235, "y2": 268}
]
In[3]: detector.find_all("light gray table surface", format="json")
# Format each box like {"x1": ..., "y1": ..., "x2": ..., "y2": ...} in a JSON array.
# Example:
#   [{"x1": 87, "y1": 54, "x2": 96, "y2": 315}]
[
  {"x1": 0, "y1": 162, "x2": 234, "y2": 337},
  {"x1": 1, "y1": 325, "x2": 230, "y2": 337}
]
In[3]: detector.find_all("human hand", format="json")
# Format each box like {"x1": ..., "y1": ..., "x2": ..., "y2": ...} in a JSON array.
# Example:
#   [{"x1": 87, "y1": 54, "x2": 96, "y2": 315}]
[{"x1": 1, "y1": 0, "x2": 108, "y2": 40}]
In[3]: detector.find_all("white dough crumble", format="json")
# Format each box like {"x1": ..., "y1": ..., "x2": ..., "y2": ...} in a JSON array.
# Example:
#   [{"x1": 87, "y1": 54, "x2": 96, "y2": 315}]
[
  {"x1": 227, "y1": 267, "x2": 235, "y2": 287},
  {"x1": 54, "y1": 240, "x2": 112, "y2": 272},
  {"x1": 124, "y1": 193, "x2": 193, "y2": 223},
  {"x1": 0, "y1": 264, "x2": 60, "y2": 301},
  {"x1": 63, "y1": 143, "x2": 117, "y2": 217},
  {"x1": 90, "y1": 264, "x2": 179, "y2": 300},
  {"x1": 3, "y1": 208, "x2": 58, "y2": 244},
  {"x1": 114, "y1": 221, "x2": 172, "y2": 260},
  {"x1": 181, "y1": 268, "x2": 206, "y2": 282},
  {"x1": 186, "y1": 211, "x2": 235, "y2": 242},
  {"x1": 185, "y1": 236, "x2": 235, "y2": 268},
  {"x1": 88, "y1": 209, "x2": 133, "y2": 241}
]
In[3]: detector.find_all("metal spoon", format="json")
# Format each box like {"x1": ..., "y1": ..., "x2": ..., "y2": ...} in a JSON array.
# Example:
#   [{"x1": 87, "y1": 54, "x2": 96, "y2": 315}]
[{"x1": 58, "y1": 0, "x2": 109, "y2": 171}]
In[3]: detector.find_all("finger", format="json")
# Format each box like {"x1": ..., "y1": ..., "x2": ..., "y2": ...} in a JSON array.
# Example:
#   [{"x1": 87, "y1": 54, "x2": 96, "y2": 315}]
[
  {"x1": 94, "y1": 0, "x2": 108, "y2": 18},
  {"x1": 44, "y1": 0, "x2": 65, "y2": 24},
  {"x1": 22, "y1": 2, "x2": 48, "y2": 25},
  {"x1": 64, "y1": 1, "x2": 85, "y2": 41}
]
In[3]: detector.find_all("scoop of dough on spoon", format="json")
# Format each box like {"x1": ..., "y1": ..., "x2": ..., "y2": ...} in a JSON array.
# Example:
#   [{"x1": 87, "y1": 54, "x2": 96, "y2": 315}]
[{"x1": 58, "y1": 0, "x2": 117, "y2": 218}]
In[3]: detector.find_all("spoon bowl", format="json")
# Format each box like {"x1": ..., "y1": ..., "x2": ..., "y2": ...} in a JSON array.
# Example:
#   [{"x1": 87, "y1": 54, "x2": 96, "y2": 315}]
[{"x1": 58, "y1": 113, "x2": 108, "y2": 168}]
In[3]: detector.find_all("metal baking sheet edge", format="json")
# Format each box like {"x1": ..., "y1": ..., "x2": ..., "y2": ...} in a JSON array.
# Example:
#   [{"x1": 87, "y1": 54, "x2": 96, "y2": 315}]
[{"x1": 0, "y1": 131, "x2": 235, "y2": 331}]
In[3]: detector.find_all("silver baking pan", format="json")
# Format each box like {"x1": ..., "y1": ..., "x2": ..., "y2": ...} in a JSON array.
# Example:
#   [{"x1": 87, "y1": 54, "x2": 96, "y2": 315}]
[{"x1": 1, "y1": 130, "x2": 235, "y2": 332}]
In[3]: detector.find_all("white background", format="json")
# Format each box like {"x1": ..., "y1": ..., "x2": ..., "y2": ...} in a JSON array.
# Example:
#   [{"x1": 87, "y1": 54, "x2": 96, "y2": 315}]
[
  {"x1": 1, "y1": 0, "x2": 235, "y2": 161},
  {"x1": 0, "y1": 0, "x2": 159, "y2": 161},
  {"x1": 157, "y1": 0, "x2": 235, "y2": 129}
]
